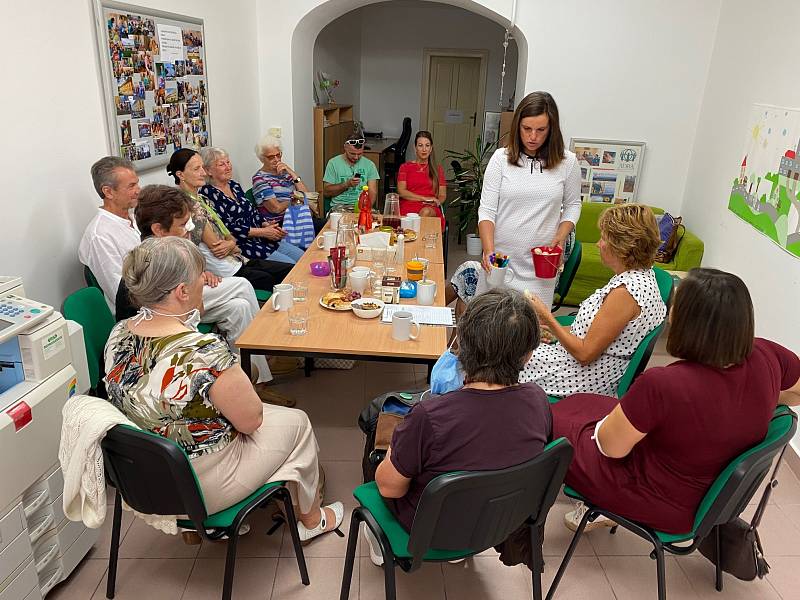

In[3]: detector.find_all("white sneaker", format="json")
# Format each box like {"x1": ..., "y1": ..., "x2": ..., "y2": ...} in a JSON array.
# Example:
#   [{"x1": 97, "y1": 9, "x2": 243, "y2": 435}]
[
  {"x1": 564, "y1": 501, "x2": 616, "y2": 532},
  {"x1": 297, "y1": 502, "x2": 344, "y2": 543},
  {"x1": 361, "y1": 522, "x2": 384, "y2": 566}
]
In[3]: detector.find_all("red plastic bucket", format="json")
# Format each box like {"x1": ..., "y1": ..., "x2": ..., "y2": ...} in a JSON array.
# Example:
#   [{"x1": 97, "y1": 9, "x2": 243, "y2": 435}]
[{"x1": 531, "y1": 246, "x2": 562, "y2": 278}]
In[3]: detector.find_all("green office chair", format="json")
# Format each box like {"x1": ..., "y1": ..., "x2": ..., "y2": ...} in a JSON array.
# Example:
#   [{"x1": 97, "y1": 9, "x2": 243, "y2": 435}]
[
  {"x1": 102, "y1": 425, "x2": 310, "y2": 600},
  {"x1": 84, "y1": 265, "x2": 102, "y2": 290},
  {"x1": 552, "y1": 240, "x2": 583, "y2": 311},
  {"x1": 546, "y1": 406, "x2": 797, "y2": 600},
  {"x1": 62, "y1": 287, "x2": 116, "y2": 394},
  {"x1": 340, "y1": 438, "x2": 573, "y2": 600}
]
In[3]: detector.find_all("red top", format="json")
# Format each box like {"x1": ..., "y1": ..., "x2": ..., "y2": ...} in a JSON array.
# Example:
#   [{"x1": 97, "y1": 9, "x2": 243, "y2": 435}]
[
  {"x1": 398, "y1": 162, "x2": 446, "y2": 198},
  {"x1": 553, "y1": 338, "x2": 800, "y2": 533}
]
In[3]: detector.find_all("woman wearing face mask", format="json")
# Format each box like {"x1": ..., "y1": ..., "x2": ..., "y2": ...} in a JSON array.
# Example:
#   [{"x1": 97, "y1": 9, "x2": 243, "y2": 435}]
[
  {"x1": 167, "y1": 148, "x2": 304, "y2": 265},
  {"x1": 104, "y1": 236, "x2": 344, "y2": 543},
  {"x1": 397, "y1": 131, "x2": 446, "y2": 230},
  {"x1": 368, "y1": 289, "x2": 551, "y2": 565}
]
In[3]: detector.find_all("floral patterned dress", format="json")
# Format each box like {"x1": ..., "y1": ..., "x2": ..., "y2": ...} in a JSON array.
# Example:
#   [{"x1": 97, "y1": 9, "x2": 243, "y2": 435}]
[{"x1": 103, "y1": 321, "x2": 238, "y2": 458}]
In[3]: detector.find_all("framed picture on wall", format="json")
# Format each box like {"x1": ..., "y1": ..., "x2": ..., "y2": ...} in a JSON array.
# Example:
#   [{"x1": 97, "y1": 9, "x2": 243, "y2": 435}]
[
  {"x1": 92, "y1": 0, "x2": 212, "y2": 171},
  {"x1": 570, "y1": 138, "x2": 646, "y2": 203}
]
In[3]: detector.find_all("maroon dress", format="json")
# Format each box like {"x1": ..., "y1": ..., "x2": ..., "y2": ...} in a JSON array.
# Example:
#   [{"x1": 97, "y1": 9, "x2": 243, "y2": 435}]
[{"x1": 552, "y1": 338, "x2": 800, "y2": 534}]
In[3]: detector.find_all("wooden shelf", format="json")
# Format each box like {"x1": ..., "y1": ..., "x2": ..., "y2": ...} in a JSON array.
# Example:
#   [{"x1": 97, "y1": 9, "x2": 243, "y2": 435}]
[{"x1": 314, "y1": 104, "x2": 355, "y2": 196}]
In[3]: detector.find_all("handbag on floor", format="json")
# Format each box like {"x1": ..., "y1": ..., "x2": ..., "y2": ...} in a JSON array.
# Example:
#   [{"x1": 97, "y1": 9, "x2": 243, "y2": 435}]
[
  {"x1": 358, "y1": 389, "x2": 427, "y2": 483},
  {"x1": 697, "y1": 447, "x2": 787, "y2": 580}
]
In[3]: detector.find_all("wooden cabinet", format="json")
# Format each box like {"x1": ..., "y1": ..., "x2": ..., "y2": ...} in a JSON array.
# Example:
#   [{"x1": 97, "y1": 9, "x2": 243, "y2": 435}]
[{"x1": 313, "y1": 104, "x2": 355, "y2": 193}]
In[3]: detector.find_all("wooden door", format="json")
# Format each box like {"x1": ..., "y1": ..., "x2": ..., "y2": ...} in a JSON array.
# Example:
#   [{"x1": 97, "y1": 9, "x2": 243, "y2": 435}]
[{"x1": 425, "y1": 56, "x2": 482, "y2": 176}]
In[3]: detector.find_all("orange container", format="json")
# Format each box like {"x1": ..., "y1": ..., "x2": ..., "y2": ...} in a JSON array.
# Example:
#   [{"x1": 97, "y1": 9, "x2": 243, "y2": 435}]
[
  {"x1": 531, "y1": 246, "x2": 562, "y2": 278},
  {"x1": 406, "y1": 260, "x2": 424, "y2": 281}
]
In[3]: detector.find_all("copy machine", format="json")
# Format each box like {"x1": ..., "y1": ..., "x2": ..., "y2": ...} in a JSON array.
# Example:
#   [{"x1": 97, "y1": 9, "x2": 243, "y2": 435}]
[{"x1": 0, "y1": 277, "x2": 99, "y2": 600}]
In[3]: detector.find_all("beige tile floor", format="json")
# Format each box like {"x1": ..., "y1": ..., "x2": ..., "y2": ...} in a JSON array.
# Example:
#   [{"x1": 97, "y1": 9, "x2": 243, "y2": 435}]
[{"x1": 49, "y1": 227, "x2": 800, "y2": 599}]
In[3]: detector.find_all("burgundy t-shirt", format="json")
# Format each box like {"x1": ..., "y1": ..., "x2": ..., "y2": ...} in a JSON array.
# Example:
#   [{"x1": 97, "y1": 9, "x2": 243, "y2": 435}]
[
  {"x1": 388, "y1": 383, "x2": 552, "y2": 531},
  {"x1": 617, "y1": 338, "x2": 800, "y2": 532}
]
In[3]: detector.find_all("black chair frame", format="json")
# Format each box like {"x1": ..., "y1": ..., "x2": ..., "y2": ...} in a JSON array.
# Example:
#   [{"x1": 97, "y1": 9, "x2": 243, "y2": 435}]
[
  {"x1": 546, "y1": 409, "x2": 797, "y2": 600},
  {"x1": 102, "y1": 426, "x2": 310, "y2": 600},
  {"x1": 341, "y1": 440, "x2": 573, "y2": 600}
]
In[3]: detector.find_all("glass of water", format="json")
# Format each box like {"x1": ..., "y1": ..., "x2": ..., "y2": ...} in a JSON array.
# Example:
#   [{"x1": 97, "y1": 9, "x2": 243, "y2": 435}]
[
  {"x1": 424, "y1": 232, "x2": 439, "y2": 249},
  {"x1": 288, "y1": 307, "x2": 309, "y2": 336},
  {"x1": 292, "y1": 281, "x2": 308, "y2": 303}
]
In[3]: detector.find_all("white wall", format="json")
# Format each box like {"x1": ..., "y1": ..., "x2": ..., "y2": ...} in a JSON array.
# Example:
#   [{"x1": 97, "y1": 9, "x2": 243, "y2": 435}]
[
  {"x1": 312, "y1": 11, "x2": 362, "y2": 116},
  {"x1": 356, "y1": 1, "x2": 518, "y2": 140},
  {"x1": 1, "y1": 0, "x2": 261, "y2": 308},
  {"x1": 680, "y1": 0, "x2": 800, "y2": 447}
]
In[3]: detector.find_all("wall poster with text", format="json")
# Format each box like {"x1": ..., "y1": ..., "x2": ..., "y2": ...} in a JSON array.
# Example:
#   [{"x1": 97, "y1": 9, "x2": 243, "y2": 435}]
[{"x1": 570, "y1": 138, "x2": 646, "y2": 204}]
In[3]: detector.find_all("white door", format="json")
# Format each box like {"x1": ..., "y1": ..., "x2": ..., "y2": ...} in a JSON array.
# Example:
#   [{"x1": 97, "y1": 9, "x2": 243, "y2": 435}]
[{"x1": 424, "y1": 56, "x2": 483, "y2": 176}]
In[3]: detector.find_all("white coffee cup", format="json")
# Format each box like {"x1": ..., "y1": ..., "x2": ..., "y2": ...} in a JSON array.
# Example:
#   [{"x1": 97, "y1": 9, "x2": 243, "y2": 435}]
[
  {"x1": 486, "y1": 266, "x2": 515, "y2": 288},
  {"x1": 271, "y1": 283, "x2": 295, "y2": 311},
  {"x1": 406, "y1": 213, "x2": 421, "y2": 233},
  {"x1": 316, "y1": 230, "x2": 337, "y2": 251},
  {"x1": 416, "y1": 280, "x2": 437, "y2": 305},
  {"x1": 400, "y1": 216, "x2": 414, "y2": 230},
  {"x1": 349, "y1": 269, "x2": 372, "y2": 294},
  {"x1": 329, "y1": 212, "x2": 342, "y2": 231},
  {"x1": 392, "y1": 311, "x2": 420, "y2": 341}
]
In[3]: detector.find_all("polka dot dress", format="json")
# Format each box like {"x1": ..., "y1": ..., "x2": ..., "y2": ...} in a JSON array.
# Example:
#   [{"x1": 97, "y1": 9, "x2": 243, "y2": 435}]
[{"x1": 519, "y1": 269, "x2": 667, "y2": 397}]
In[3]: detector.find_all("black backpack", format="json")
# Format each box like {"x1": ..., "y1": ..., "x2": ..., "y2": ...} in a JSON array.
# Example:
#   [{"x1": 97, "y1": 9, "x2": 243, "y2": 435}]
[{"x1": 357, "y1": 389, "x2": 426, "y2": 483}]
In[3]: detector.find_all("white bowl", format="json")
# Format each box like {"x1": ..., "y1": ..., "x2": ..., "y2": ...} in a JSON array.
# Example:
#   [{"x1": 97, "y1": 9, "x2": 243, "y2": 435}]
[{"x1": 351, "y1": 298, "x2": 385, "y2": 319}]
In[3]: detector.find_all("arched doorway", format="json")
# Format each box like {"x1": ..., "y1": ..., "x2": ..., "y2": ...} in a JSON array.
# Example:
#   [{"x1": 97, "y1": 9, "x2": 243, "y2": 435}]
[{"x1": 289, "y1": 0, "x2": 528, "y2": 182}]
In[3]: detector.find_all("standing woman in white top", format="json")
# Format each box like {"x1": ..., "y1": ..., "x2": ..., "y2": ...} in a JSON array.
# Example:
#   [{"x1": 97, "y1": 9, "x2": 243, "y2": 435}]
[{"x1": 478, "y1": 91, "x2": 582, "y2": 304}]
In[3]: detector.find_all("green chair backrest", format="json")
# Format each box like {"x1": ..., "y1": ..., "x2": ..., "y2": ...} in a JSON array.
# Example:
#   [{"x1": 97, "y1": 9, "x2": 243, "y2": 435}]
[
  {"x1": 63, "y1": 287, "x2": 116, "y2": 390},
  {"x1": 244, "y1": 187, "x2": 257, "y2": 208},
  {"x1": 686, "y1": 406, "x2": 797, "y2": 542},
  {"x1": 615, "y1": 322, "x2": 664, "y2": 396},
  {"x1": 652, "y1": 267, "x2": 675, "y2": 308},
  {"x1": 553, "y1": 240, "x2": 583, "y2": 309}
]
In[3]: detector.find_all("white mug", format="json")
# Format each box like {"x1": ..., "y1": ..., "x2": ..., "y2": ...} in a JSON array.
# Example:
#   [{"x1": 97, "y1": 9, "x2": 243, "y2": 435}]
[
  {"x1": 406, "y1": 213, "x2": 421, "y2": 233},
  {"x1": 400, "y1": 216, "x2": 414, "y2": 230},
  {"x1": 486, "y1": 266, "x2": 515, "y2": 288},
  {"x1": 392, "y1": 311, "x2": 420, "y2": 341},
  {"x1": 316, "y1": 230, "x2": 338, "y2": 251},
  {"x1": 416, "y1": 280, "x2": 437, "y2": 306},
  {"x1": 329, "y1": 212, "x2": 342, "y2": 231},
  {"x1": 349, "y1": 269, "x2": 372, "y2": 294},
  {"x1": 271, "y1": 283, "x2": 295, "y2": 311}
]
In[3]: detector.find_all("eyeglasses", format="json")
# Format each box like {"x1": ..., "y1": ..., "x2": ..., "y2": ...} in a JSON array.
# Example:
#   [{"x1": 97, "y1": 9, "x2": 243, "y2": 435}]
[
  {"x1": 264, "y1": 151, "x2": 282, "y2": 160},
  {"x1": 344, "y1": 139, "x2": 365, "y2": 148}
]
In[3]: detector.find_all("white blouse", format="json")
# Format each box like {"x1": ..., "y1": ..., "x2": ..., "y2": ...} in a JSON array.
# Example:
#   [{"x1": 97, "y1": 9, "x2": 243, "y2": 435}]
[{"x1": 478, "y1": 148, "x2": 582, "y2": 304}]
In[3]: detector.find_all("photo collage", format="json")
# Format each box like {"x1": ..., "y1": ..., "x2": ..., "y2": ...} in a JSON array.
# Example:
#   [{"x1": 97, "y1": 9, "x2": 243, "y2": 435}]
[
  {"x1": 106, "y1": 10, "x2": 209, "y2": 164},
  {"x1": 572, "y1": 140, "x2": 645, "y2": 204}
]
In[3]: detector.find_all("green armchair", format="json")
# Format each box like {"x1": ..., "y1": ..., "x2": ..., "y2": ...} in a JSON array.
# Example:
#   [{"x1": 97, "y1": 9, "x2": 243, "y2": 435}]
[{"x1": 563, "y1": 202, "x2": 704, "y2": 306}]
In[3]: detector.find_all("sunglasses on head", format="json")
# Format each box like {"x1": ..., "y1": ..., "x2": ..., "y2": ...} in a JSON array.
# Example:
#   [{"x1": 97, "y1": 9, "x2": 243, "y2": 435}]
[{"x1": 345, "y1": 138, "x2": 365, "y2": 148}]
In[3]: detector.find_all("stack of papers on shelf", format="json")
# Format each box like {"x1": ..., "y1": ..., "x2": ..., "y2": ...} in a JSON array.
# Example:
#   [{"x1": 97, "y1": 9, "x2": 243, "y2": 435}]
[{"x1": 381, "y1": 304, "x2": 455, "y2": 326}]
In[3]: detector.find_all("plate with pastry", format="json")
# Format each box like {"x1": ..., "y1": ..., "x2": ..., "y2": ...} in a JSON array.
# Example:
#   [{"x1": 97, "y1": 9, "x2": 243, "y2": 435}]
[{"x1": 319, "y1": 289, "x2": 362, "y2": 311}]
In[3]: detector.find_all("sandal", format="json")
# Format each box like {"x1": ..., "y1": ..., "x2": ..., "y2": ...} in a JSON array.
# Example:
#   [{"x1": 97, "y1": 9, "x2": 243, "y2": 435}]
[
  {"x1": 297, "y1": 502, "x2": 344, "y2": 543},
  {"x1": 254, "y1": 383, "x2": 297, "y2": 407}
]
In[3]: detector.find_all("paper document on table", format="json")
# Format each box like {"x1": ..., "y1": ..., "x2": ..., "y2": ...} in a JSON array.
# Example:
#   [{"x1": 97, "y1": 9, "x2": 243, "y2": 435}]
[{"x1": 381, "y1": 304, "x2": 454, "y2": 326}]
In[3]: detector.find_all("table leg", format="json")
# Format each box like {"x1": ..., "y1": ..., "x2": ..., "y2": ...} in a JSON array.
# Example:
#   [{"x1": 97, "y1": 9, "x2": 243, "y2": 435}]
[
  {"x1": 426, "y1": 361, "x2": 433, "y2": 383},
  {"x1": 241, "y1": 350, "x2": 252, "y2": 380},
  {"x1": 304, "y1": 357, "x2": 313, "y2": 377}
]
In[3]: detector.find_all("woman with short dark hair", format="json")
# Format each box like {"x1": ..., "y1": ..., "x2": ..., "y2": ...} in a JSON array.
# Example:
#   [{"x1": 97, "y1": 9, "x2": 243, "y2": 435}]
[
  {"x1": 369, "y1": 289, "x2": 552, "y2": 565},
  {"x1": 553, "y1": 268, "x2": 800, "y2": 534}
]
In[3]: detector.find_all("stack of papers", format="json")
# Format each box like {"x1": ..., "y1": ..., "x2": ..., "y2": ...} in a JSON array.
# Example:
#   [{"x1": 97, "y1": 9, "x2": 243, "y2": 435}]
[{"x1": 381, "y1": 304, "x2": 454, "y2": 326}]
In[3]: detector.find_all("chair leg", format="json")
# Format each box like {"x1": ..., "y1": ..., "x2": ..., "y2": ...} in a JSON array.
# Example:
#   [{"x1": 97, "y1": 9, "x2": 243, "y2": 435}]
[
  {"x1": 340, "y1": 512, "x2": 360, "y2": 600},
  {"x1": 382, "y1": 555, "x2": 397, "y2": 600},
  {"x1": 106, "y1": 491, "x2": 123, "y2": 599},
  {"x1": 714, "y1": 524, "x2": 723, "y2": 592},
  {"x1": 221, "y1": 525, "x2": 240, "y2": 600},
  {"x1": 544, "y1": 507, "x2": 593, "y2": 600},
  {"x1": 530, "y1": 524, "x2": 543, "y2": 600},
  {"x1": 280, "y1": 488, "x2": 310, "y2": 585},
  {"x1": 653, "y1": 541, "x2": 667, "y2": 600}
]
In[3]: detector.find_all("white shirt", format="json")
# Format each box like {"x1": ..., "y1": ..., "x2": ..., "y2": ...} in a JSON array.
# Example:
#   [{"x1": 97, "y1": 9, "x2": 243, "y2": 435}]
[
  {"x1": 478, "y1": 148, "x2": 582, "y2": 303},
  {"x1": 78, "y1": 208, "x2": 141, "y2": 312}
]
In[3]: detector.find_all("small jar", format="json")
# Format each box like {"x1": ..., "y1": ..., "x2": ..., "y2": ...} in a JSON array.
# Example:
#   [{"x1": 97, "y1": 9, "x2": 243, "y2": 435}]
[{"x1": 406, "y1": 260, "x2": 424, "y2": 281}]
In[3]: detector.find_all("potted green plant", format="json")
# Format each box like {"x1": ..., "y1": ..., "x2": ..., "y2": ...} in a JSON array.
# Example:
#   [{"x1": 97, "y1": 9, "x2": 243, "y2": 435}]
[{"x1": 446, "y1": 134, "x2": 501, "y2": 255}]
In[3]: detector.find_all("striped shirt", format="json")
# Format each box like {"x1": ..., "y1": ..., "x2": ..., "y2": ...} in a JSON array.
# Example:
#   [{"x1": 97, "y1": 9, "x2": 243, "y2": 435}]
[{"x1": 252, "y1": 170, "x2": 295, "y2": 220}]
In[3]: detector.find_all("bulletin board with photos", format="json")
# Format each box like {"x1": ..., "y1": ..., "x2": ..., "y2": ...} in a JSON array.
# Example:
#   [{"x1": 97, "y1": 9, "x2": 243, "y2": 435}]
[
  {"x1": 93, "y1": 1, "x2": 212, "y2": 171},
  {"x1": 570, "y1": 138, "x2": 646, "y2": 204}
]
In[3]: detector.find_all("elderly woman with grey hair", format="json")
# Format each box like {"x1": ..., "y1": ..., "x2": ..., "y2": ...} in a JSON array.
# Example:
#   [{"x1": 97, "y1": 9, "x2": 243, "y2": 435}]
[
  {"x1": 252, "y1": 134, "x2": 308, "y2": 220},
  {"x1": 104, "y1": 236, "x2": 344, "y2": 542},
  {"x1": 198, "y1": 146, "x2": 305, "y2": 263},
  {"x1": 367, "y1": 288, "x2": 552, "y2": 565}
]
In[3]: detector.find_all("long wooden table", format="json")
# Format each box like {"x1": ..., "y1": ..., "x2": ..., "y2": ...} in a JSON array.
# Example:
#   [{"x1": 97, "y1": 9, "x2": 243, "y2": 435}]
[{"x1": 236, "y1": 216, "x2": 449, "y2": 375}]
